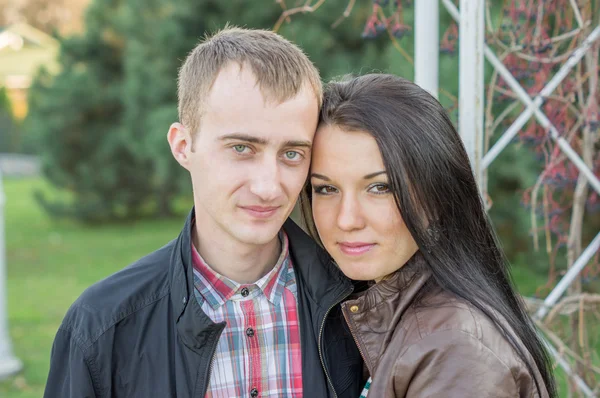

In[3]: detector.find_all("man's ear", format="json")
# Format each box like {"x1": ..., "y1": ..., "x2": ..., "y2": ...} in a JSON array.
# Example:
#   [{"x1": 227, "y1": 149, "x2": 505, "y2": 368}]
[{"x1": 167, "y1": 122, "x2": 193, "y2": 170}]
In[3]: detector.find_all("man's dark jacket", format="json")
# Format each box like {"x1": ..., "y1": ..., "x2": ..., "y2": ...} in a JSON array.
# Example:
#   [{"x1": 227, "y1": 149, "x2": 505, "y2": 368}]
[{"x1": 43, "y1": 210, "x2": 363, "y2": 397}]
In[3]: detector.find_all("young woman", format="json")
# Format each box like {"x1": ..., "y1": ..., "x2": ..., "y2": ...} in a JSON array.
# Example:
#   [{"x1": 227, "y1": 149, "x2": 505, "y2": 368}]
[{"x1": 302, "y1": 74, "x2": 556, "y2": 397}]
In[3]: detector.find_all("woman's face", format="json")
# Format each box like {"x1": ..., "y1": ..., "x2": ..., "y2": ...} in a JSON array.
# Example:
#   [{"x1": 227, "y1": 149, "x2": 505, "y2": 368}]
[{"x1": 310, "y1": 124, "x2": 419, "y2": 281}]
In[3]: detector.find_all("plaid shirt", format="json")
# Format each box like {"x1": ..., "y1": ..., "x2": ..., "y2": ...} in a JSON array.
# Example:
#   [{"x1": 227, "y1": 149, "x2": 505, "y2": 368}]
[
  {"x1": 360, "y1": 377, "x2": 371, "y2": 397},
  {"x1": 191, "y1": 231, "x2": 302, "y2": 398}
]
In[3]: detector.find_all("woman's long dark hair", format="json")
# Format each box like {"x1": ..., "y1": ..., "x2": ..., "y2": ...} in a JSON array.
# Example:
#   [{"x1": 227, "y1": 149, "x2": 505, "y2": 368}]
[{"x1": 301, "y1": 74, "x2": 557, "y2": 397}]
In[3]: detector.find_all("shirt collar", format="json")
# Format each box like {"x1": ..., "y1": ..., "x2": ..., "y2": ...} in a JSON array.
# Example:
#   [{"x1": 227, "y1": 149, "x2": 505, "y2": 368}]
[{"x1": 191, "y1": 231, "x2": 292, "y2": 309}]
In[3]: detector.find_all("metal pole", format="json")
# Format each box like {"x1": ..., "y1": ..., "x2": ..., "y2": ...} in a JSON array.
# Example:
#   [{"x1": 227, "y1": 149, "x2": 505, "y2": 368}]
[
  {"x1": 535, "y1": 231, "x2": 600, "y2": 320},
  {"x1": 415, "y1": 0, "x2": 439, "y2": 98},
  {"x1": 0, "y1": 168, "x2": 22, "y2": 380},
  {"x1": 458, "y1": 0, "x2": 485, "y2": 186}
]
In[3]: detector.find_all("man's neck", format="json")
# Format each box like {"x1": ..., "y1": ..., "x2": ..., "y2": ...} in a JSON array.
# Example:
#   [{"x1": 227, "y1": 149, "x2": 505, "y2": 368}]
[{"x1": 192, "y1": 222, "x2": 282, "y2": 285}]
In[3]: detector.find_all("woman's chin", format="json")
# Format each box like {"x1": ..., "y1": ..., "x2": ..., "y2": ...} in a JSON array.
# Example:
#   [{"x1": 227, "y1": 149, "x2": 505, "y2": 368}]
[{"x1": 336, "y1": 263, "x2": 375, "y2": 281}]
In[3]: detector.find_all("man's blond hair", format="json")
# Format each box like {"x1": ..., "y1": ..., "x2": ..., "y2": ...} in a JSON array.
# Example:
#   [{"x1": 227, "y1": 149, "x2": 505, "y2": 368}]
[{"x1": 177, "y1": 26, "x2": 322, "y2": 135}]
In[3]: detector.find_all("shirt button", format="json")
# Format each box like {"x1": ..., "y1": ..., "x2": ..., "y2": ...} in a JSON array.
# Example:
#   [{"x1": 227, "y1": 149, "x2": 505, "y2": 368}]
[
  {"x1": 250, "y1": 387, "x2": 259, "y2": 397},
  {"x1": 241, "y1": 287, "x2": 250, "y2": 297},
  {"x1": 350, "y1": 305, "x2": 359, "y2": 313},
  {"x1": 246, "y1": 327, "x2": 255, "y2": 337}
]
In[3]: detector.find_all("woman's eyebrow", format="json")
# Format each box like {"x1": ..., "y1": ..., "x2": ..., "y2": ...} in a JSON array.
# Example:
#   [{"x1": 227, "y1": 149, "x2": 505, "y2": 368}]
[
  {"x1": 310, "y1": 173, "x2": 330, "y2": 181},
  {"x1": 363, "y1": 171, "x2": 386, "y2": 179}
]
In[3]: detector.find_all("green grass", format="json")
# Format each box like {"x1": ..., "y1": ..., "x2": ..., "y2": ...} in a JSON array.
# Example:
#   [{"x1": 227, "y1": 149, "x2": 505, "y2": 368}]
[
  {"x1": 0, "y1": 178, "x2": 593, "y2": 396},
  {"x1": 0, "y1": 178, "x2": 189, "y2": 397}
]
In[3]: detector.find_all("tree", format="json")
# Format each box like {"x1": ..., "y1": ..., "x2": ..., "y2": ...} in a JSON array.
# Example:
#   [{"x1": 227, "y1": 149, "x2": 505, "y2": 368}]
[
  {"x1": 26, "y1": 0, "x2": 141, "y2": 222},
  {"x1": 0, "y1": 88, "x2": 20, "y2": 153}
]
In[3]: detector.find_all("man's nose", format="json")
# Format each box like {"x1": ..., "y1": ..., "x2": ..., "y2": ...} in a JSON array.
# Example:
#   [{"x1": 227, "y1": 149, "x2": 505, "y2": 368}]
[{"x1": 249, "y1": 157, "x2": 284, "y2": 202}]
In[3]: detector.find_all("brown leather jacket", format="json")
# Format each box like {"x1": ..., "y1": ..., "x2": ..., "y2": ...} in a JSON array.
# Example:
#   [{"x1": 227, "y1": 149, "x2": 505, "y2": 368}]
[{"x1": 341, "y1": 253, "x2": 549, "y2": 397}]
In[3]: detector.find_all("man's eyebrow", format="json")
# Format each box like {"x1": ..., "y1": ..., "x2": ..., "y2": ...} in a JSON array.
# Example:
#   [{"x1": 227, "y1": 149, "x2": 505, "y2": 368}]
[
  {"x1": 219, "y1": 134, "x2": 268, "y2": 145},
  {"x1": 219, "y1": 134, "x2": 311, "y2": 148},
  {"x1": 284, "y1": 140, "x2": 312, "y2": 148}
]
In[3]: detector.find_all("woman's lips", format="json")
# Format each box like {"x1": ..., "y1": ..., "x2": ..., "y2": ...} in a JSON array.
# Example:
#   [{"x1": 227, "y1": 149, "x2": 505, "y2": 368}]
[{"x1": 337, "y1": 242, "x2": 375, "y2": 256}]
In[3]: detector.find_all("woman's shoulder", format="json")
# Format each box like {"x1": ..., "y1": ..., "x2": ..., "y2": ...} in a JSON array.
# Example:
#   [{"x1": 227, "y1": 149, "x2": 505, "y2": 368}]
[
  {"x1": 399, "y1": 288, "x2": 471, "y2": 332},
  {"x1": 389, "y1": 290, "x2": 547, "y2": 397},
  {"x1": 399, "y1": 289, "x2": 539, "y2": 381},
  {"x1": 402, "y1": 289, "x2": 525, "y2": 361}
]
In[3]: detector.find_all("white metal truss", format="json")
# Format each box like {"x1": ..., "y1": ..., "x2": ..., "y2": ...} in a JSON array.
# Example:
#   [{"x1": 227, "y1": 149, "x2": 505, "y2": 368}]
[
  {"x1": 414, "y1": 0, "x2": 440, "y2": 99},
  {"x1": 416, "y1": 1, "x2": 600, "y2": 395},
  {"x1": 457, "y1": 0, "x2": 485, "y2": 187}
]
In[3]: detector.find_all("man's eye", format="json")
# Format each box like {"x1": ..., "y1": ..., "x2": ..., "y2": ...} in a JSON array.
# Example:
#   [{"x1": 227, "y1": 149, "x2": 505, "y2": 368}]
[
  {"x1": 284, "y1": 151, "x2": 301, "y2": 160},
  {"x1": 368, "y1": 183, "x2": 390, "y2": 194},
  {"x1": 233, "y1": 145, "x2": 248, "y2": 153}
]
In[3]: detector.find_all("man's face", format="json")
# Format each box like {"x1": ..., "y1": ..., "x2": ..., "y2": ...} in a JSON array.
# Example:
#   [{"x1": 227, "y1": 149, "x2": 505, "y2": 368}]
[{"x1": 173, "y1": 63, "x2": 319, "y2": 248}]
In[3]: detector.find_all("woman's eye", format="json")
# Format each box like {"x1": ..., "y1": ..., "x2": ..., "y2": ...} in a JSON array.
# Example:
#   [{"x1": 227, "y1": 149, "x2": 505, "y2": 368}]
[
  {"x1": 368, "y1": 183, "x2": 390, "y2": 194},
  {"x1": 313, "y1": 185, "x2": 338, "y2": 195}
]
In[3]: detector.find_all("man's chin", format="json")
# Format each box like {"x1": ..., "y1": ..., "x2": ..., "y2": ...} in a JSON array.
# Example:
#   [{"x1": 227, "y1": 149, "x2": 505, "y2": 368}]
[{"x1": 234, "y1": 222, "x2": 282, "y2": 246}]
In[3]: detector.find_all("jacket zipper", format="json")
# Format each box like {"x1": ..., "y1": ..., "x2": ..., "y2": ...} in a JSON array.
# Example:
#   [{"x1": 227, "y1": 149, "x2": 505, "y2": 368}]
[
  {"x1": 199, "y1": 327, "x2": 223, "y2": 397},
  {"x1": 341, "y1": 304, "x2": 369, "y2": 373},
  {"x1": 207, "y1": 352, "x2": 217, "y2": 386},
  {"x1": 318, "y1": 286, "x2": 353, "y2": 398}
]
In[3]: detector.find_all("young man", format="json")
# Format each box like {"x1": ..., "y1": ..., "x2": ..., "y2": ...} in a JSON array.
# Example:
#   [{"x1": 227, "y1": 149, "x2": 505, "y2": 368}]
[{"x1": 44, "y1": 27, "x2": 363, "y2": 398}]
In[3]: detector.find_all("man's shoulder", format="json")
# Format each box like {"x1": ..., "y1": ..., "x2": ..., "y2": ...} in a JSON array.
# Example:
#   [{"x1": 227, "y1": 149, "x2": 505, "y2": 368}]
[{"x1": 58, "y1": 239, "x2": 177, "y2": 348}]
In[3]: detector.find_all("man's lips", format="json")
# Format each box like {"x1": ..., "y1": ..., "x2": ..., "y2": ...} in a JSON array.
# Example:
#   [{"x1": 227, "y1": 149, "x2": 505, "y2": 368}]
[
  {"x1": 239, "y1": 205, "x2": 281, "y2": 219},
  {"x1": 337, "y1": 242, "x2": 376, "y2": 256}
]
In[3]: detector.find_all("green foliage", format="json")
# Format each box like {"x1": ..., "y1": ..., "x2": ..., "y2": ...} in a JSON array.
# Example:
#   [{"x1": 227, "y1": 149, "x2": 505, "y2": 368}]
[
  {"x1": 279, "y1": 1, "x2": 403, "y2": 80},
  {"x1": 0, "y1": 87, "x2": 21, "y2": 153},
  {"x1": 487, "y1": 142, "x2": 551, "y2": 277},
  {"x1": 0, "y1": 178, "x2": 192, "y2": 397},
  {"x1": 25, "y1": 0, "x2": 139, "y2": 222}
]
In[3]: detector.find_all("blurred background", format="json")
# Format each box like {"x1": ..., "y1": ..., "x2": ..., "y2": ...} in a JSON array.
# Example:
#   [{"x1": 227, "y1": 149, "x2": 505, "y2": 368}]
[{"x1": 0, "y1": 0, "x2": 598, "y2": 396}]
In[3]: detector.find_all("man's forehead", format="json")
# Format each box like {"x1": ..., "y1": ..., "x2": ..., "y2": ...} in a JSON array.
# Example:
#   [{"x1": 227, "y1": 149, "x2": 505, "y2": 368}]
[
  {"x1": 207, "y1": 62, "x2": 317, "y2": 110},
  {"x1": 208, "y1": 65, "x2": 261, "y2": 102}
]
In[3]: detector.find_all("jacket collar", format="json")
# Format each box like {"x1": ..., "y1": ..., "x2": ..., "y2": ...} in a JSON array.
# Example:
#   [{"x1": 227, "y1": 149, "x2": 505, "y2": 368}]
[
  {"x1": 282, "y1": 217, "x2": 353, "y2": 308},
  {"x1": 169, "y1": 208, "x2": 353, "y2": 350},
  {"x1": 170, "y1": 209, "x2": 224, "y2": 353},
  {"x1": 342, "y1": 251, "x2": 432, "y2": 375}
]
